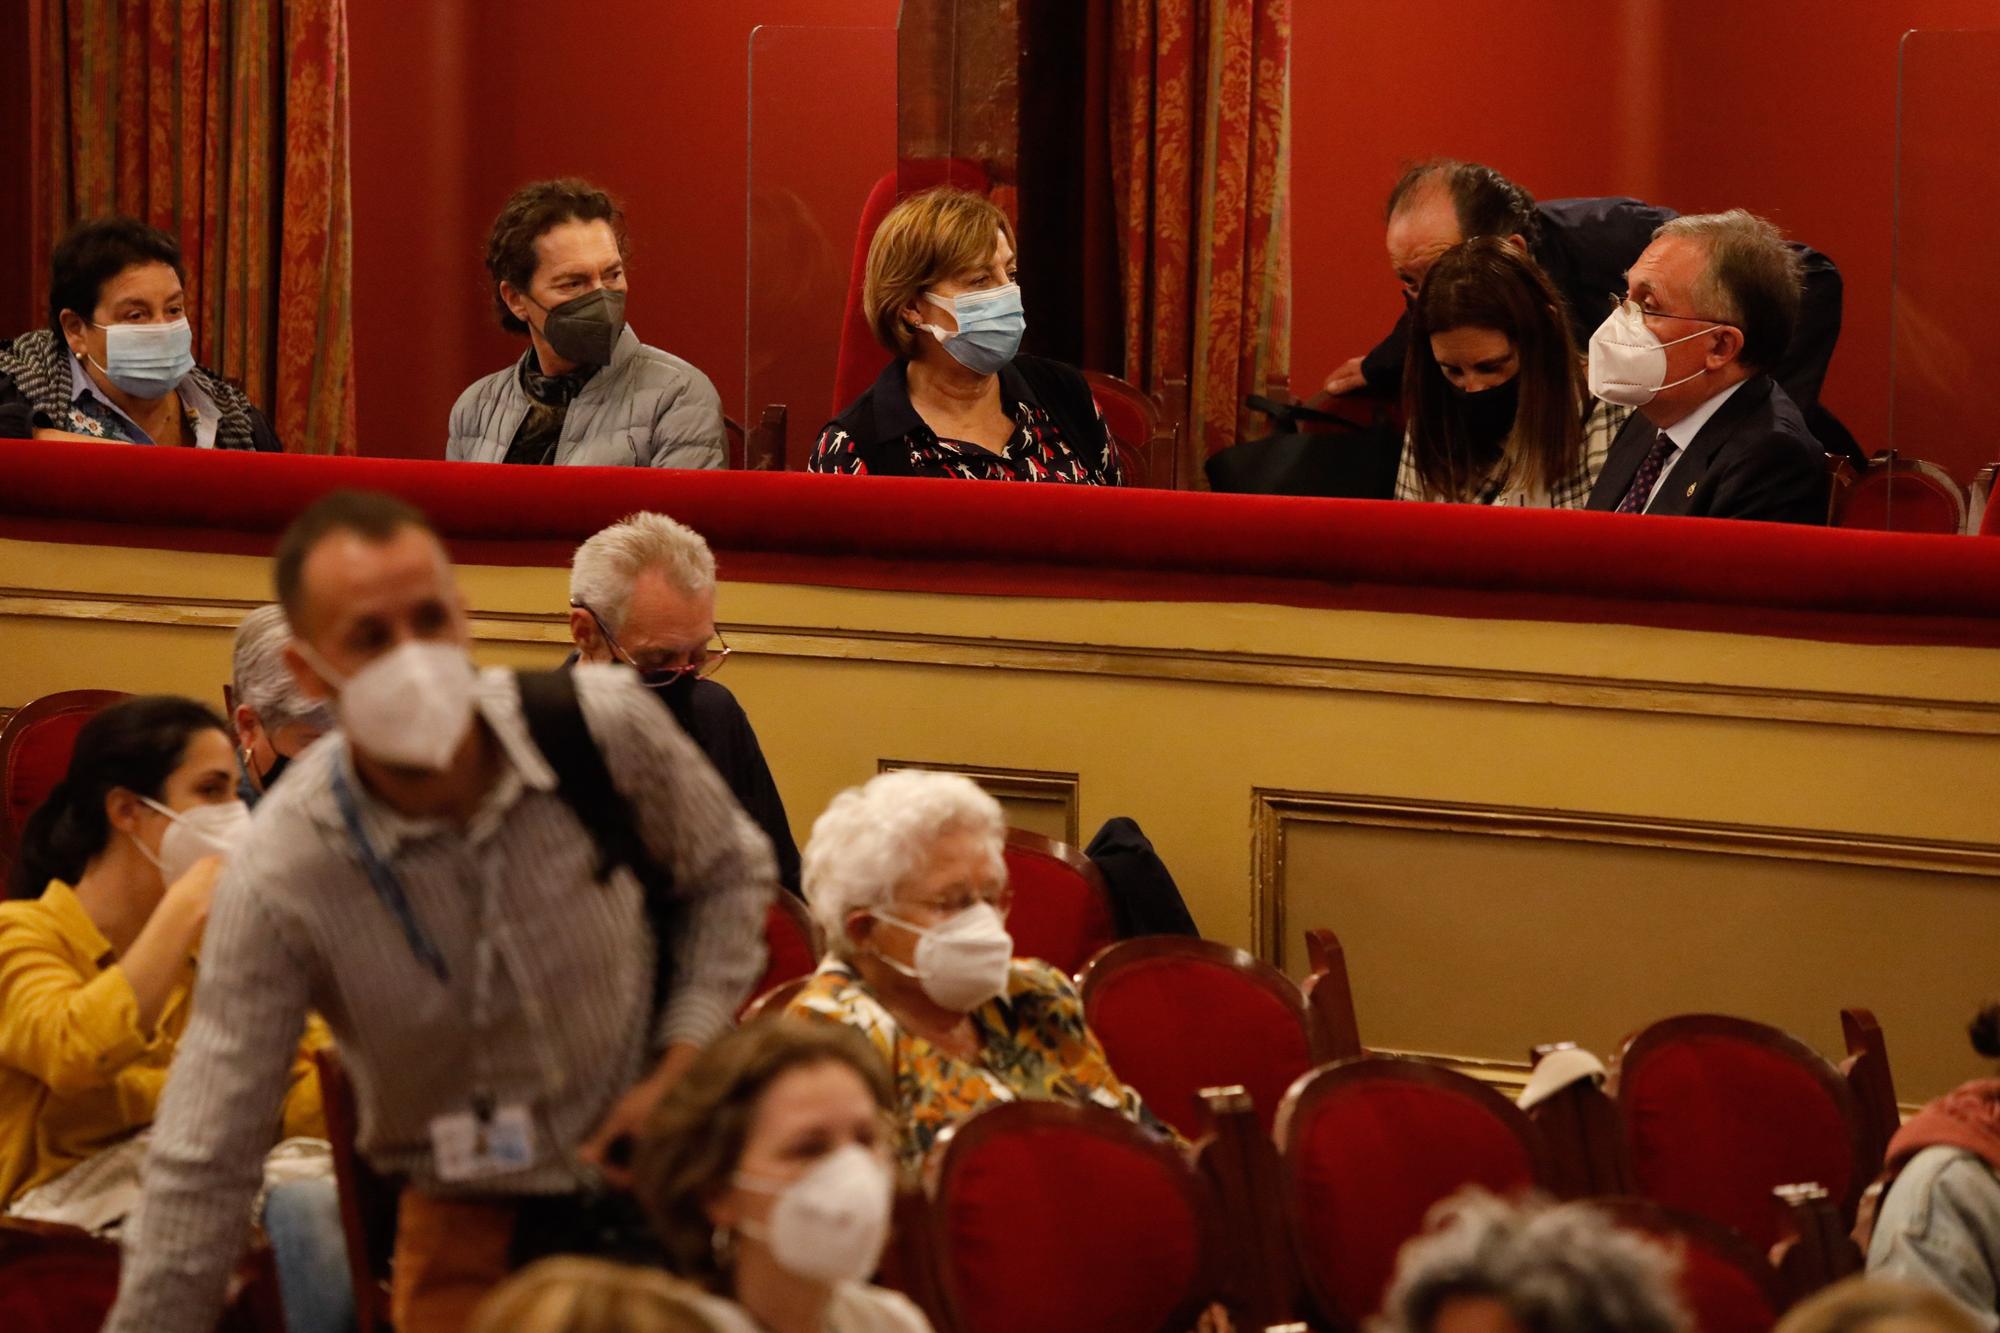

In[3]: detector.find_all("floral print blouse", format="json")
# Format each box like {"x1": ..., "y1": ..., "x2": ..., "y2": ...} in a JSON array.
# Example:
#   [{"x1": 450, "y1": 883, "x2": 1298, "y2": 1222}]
[{"x1": 786, "y1": 956, "x2": 1173, "y2": 1178}]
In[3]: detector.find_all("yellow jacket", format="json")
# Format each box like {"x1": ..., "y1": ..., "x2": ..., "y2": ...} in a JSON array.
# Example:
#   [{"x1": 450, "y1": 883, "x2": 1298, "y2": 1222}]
[{"x1": 0, "y1": 880, "x2": 327, "y2": 1204}]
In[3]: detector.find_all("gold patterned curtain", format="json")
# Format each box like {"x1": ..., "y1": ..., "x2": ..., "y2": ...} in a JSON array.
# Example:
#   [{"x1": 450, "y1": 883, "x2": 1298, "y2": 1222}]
[
  {"x1": 1111, "y1": 0, "x2": 1291, "y2": 485},
  {"x1": 33, "y1": 0, "x2": 356, "y2": 455}
]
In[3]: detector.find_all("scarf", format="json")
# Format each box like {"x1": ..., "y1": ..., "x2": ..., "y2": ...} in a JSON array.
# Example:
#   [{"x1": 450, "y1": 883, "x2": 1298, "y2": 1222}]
[
  {"x1": 0, "y1": 328, "x2": 261, "y2": 451},
  {"x1": 1887, "y1": 1078, "x2": 2000, "y2": 1174}
]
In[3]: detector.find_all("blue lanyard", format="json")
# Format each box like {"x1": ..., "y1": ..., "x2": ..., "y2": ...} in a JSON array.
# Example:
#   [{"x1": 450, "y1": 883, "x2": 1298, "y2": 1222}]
[{"x1": 331, "y1": 764, "x2": 450, "y2": 983}]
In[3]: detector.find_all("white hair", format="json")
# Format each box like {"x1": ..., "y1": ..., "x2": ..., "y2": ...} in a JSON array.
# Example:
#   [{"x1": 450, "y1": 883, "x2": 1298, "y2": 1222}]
[
  {"x1": 230, "y1": 604, "x2": 328, "y2": 732},
  {"x1": 568, "y1": 512, "x2": 718, "y2": 633},
  {"x1": 801, "y1": 770, "x2": 1006, "y2": 951},
  {"x1": 1375, "y1": 1189, "x2": 1687, "y2": 1333}
]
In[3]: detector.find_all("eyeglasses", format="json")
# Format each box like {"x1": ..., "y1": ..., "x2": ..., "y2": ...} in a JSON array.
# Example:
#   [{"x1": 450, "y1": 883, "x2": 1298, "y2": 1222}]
[
  {"x1": 890, "y1": 885, "x2": 1014, "y2": 920},
  {"x1": 572, "y1": 601, "x2": 732, "y2": 683},
  {"x1": 1606, "y1": 293, "x2": 1738, "y2": 328}
]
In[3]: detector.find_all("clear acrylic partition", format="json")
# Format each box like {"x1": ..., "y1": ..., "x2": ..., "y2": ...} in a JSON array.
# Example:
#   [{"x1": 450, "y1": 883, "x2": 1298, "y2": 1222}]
[
  {"x1": 1891, "y1": 29, "x2": 2000, "y2": 485},
  {"x1": 746, "y1": 26, "x2": 898, "y2": 463}
]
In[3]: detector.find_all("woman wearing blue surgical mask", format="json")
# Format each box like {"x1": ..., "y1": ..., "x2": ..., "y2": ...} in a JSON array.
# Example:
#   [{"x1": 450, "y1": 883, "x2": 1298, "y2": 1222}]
[
  {"x1": 0, "y1": 696, "x2": 351, "y2": 1333},
  {"x1": 781, "y1": 770, "x2": 1171, "y2": 1179},
  {"x1": 0, "y1": 217, "x2": 281, "y2": 450},
  {"x1": 1397, "y1": 238, "x2": 1626, "y2": 508},
  {"x1": 810, "y1": 188, "x2": 1122, "y2": 484}
]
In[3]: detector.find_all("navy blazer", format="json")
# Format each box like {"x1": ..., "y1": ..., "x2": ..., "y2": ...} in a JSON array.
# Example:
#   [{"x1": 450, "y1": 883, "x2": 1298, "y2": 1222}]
[{"x1": 1583, "y1": 374, "x2": 1828, "y2": 524}]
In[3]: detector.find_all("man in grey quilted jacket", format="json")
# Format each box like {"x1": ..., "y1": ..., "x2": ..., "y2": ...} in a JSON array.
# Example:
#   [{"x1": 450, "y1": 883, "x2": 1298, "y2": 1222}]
[{"x1": 447, "y1": 178, "x2": 726, "y2": 469}]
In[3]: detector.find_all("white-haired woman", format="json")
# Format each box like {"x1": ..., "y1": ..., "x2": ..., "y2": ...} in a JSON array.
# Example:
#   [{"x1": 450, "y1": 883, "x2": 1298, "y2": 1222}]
[{"x1": 783, "y1": 770, "x2": 1167, "y2": 1177}]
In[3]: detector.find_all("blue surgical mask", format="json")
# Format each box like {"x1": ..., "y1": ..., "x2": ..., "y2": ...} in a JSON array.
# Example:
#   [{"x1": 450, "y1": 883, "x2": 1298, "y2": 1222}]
[
  {"x1": 919, "y1": 283, "x2": 1026, "y2": 376},
  {"x1": 90, "y1": 319, "x2": 196, "y2": 399}
]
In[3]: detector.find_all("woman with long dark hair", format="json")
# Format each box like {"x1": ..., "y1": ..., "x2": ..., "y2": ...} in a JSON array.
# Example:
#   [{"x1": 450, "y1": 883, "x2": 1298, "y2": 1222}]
[
  {"x1": 1398, "y1": 237, "x2": 1626, "y2": 507},
  {"x1": 0, "y1": 695, "x2": 350, "y2": 1333}
]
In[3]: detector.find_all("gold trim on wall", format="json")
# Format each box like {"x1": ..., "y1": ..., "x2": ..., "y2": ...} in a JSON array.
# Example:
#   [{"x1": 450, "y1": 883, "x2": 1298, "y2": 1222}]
[
  {"x1": 6, "y1": 588, "x2": 2000, "y2": 738},
  {"x1": 1250, "y1": 788, "x2": 2000, "y2": 966},
  {"x1": 877, "y1": 759, "x2": 1082, "y2": 844}
]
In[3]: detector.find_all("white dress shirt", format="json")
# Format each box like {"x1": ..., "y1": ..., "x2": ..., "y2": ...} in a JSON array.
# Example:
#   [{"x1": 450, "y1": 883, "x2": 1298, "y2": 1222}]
[{"x1": 1642, "y1": 377, "x2": 1749, "y2": 510}]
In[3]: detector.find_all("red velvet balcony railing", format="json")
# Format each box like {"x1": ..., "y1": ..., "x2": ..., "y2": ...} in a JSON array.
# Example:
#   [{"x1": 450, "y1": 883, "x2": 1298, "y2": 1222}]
[{"x1": 3, "y1": 439, "x2": 1999, "y2": 647}]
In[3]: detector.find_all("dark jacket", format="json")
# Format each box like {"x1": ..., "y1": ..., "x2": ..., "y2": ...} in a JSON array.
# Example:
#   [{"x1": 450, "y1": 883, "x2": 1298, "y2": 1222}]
[
  {"x1": 1584, "y1": 374, "x2": 1827, "y2": 524},
  {"x1": 0, "y1": 328, "x2": 280, "y2": 450},
  {"x1": 1361, "y1": 196, "x2": 1844, "y2": 413},
  {"x1": 818, "y1": 354, "x2": 1111, "y2": 479}
]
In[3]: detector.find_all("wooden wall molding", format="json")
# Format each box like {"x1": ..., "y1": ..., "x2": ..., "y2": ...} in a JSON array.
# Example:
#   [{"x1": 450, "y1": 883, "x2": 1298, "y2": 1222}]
[
  {"x1": 6, "y1": 587, "x2": 1999, "y2": 739},
  {"x1": 1250, "y1": 787, "x2": 2000, "y2": 966},
  {"x1": 877, "y1": 759, "x2": 1082, "y2": 844}
]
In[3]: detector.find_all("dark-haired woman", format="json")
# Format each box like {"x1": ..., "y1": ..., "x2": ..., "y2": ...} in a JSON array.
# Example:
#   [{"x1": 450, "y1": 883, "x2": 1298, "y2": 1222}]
[
  {"x1": 1395, "y1": 237, "x2": 1626, "y2": 508},
  {"x1": 0, "y1": 696, "x2": 349, "y2": 1333},
  {"x1": 0, "y1": 216, "x2": 280, "y2": 449},
  {"x1": 1865, "y1": 1005, "x2": 2000, "y2": 1328}
]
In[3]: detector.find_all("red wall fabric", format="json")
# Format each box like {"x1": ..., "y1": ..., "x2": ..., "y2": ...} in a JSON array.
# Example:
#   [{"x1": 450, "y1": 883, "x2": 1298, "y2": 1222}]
[
  {"x1": 346, "y1": 0, "x2": 898, "y2": 460},
  {"x1": 1288, "y1": 1, "x2": 2000, "y2": 462}
]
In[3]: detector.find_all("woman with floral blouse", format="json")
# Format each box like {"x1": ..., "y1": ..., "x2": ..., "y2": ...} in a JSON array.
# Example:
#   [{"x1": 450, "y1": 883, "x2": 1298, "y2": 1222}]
[{"x1": 784, "y1": 769, "x2": 1167, "y2": 1177}]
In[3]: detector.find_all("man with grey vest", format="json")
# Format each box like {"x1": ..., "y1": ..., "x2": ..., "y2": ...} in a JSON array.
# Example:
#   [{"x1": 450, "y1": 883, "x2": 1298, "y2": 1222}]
[{"x1": 447, "y1": 178, "x2": 727, "y2": 468}]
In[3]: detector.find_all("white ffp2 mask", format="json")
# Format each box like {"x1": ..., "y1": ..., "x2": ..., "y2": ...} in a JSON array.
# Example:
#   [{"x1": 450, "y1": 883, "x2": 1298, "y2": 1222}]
[
  {"x1": 1586, "y1": 301, "x2": 1719, "y2": 406},
  {"x1": 735, "y1": 1143, "x2": 894, "y2": 1283},
  {"x1": 134, "y1": 797, "x2": 253, "y2": 885},
  {"x1": 874, "y1": 901, "x2": 1015, "y2": 1012},
  {"x1": 298, "y1": 640, "x2": 478, "y2": 771}
]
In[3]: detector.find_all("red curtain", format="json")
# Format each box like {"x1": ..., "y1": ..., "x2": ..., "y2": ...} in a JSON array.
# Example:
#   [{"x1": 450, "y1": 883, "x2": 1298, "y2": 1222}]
[
  {"x1": 32, "y1": 0, "x2": 356, "y2": 456},
  {"x1": 1111, "y1": 0, "x2": 1291, "y2": 486}
]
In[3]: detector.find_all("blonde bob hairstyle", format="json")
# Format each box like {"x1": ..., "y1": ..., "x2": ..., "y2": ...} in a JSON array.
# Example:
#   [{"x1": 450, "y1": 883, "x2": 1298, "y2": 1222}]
[
  {"x1": 467, "y1": 1256, "x2": 725, "y2": 1333},
  {"x1": 863, "y1": 187, "x2": 1016, "y2": 359}
]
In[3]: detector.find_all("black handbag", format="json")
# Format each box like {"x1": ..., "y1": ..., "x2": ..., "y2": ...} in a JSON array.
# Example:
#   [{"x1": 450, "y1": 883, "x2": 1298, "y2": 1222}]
[{"x1": 1205, "y1": 394, "x2": 1402, "y2": 498}]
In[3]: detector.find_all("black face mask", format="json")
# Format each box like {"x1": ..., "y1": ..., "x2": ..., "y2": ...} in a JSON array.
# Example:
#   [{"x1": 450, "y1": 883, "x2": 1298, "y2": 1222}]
[
  {"x1": 1446, "y1": 375, "x2": 1520, "y2": 446},
  {"x1": 259, "y1": 752, "x2": 292, "y2": 790}
]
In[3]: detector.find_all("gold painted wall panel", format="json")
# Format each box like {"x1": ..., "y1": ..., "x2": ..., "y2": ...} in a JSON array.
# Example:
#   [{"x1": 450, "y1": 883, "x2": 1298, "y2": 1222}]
[{"x1": 1274, "y1": 815, "x2": 2000, "y2": 1101}]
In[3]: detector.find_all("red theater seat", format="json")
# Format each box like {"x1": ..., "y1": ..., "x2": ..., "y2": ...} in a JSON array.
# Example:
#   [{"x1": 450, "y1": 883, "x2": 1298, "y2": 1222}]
[
  {"x1": 1596, "y1": 1197, "x2": 1787, "y2": 1333},
  {"x1": 1079, "y1": 936, "x2": 1317, "y2": 1137},
  {"x1": 739, "y1": 891, "x2": 821, "y2": 1019},
  {"x1": 922, "y1": 1100, "x2": 1221, "y2": 1333},
  {"x1": 0, "y1": 690, "x2": 127, "y2": 890},
  {"x1": 1277, "y1": 1056, "x2": 1555, "y2": 1329},
  {"x1": 1001, "y1": 828, "x2": 1117, "y2": 976},
  {"x1": 1834, "y1": 454, "x2": 1968, "y2": 533},
  {"x1": 1082, "y1": 369, "x2": 1180, "y2": 489},
  {"x1": 0, "y1": 1217, "x2": 282, "y2": 1332},
  {"x1": 1611, "y1": 1014, "x2": 1868, "y2": 1252}
]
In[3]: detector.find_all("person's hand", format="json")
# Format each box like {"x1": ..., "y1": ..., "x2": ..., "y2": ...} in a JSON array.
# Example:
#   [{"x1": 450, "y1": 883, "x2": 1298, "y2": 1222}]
[
  {"x1": 160, "y1": 855, "x2": 225, "y2": 939},
  {"x1": 1321, "y1": 355, "x2": 1368, "y2": 396},
  {"x1": 577, "y1": 1041, "x2": 700, "y2": 1189}
]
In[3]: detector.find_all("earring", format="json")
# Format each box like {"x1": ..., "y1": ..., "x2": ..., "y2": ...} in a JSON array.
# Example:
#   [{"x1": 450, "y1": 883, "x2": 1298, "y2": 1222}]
[{"x1": 710, "y1": 1223, "x2": 736, "y2": 1270}]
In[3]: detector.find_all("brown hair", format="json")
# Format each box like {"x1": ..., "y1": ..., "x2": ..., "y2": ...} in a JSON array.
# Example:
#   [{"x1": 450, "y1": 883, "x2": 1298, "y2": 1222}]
[
  {"x1": 1403, "y1": 238, "x2": 1585, "y2": 503},
  {"x1": 1774, "y1": 1278, "x2": 1986, "y2": 1333},
  {"x1": 1653, "y1": 211, "x2": 1802, "y2": 372},
  {"x1": 467, "y1": 1257, "x2": 723, "y2": 1333},
  {"x1": 485, "y1": 178, "x2": 628, "y2": 334},
  {"x1": 272, "y1": 489, "x2": 432, "y2": 633},
  {"x1": 634, "y1": 1017, "x2": 894, "y2": 1292},
  {"x1": 862, "y1": 187, "x2": 1015, "y2": 358}
]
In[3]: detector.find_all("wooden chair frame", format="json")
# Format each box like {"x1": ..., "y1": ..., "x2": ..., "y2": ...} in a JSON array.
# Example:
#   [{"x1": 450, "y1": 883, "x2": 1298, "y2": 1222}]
[
  {"x1": 0, "y1": 689, "x2": 128, "y2": 882},
  {"x1": 312, "y1": 1047, "x2": 397, "y2": 1333},
  {"x1": 920, "y1": 1099, "x2": 1227, "y2": 1333},
  {"x1": 1302, "y1": 927, "x2": 1362, "y2": 1061},
  {"x1": 1832, "y1": 450, "x2": 1969, "y2": 533},
  {"x1": 1002, "y1": 827, "x2": 1116, "y2": 973},
  {"x1": 1082, "y1": 369, "x2": 1184, "y2": 490},
  {"x1": 1275, "y1": 1055, "x2": 1557, "y2": 1329},
  {"x1": 1194, "y1": 1086, "x2": 1305, "y2": 1330},
  {"x1": 1610, "y1": 1013, "x2": 1873, "y2": 1225},
  {"x1": 1525, "y1": 1042, "x2": 1634, "y2": 1200},
  {"x1": 1837, "y1": 1008, "x2": 1899, "y2": 1183},
  {"x1": 724, "y1": 403, "x2": 789, "y2": 471},
  {"x1": 1590, "y1": 1195, "x2": 1791, "y2": 1317},
  {"x1": 739, "y1": 975, "x2": 812, "y2": 1023}
]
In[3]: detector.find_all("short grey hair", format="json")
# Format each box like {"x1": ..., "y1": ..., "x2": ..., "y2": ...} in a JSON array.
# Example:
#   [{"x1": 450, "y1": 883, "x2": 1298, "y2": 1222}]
[
  {"x1": 568, "y1": 512, "x2": 718, "y2": 633},
  {"x1": 230, "y1": 604, "x2": 330, "y2": 732},
  {"x1": 801, "y1": 770, "x2": 1005, "y2": 951},
  {"x1": 1374, "y1": 1189, "x2": 1688, "y2": 1333},
  {"x1": 1653, "y1": 210, "x2": 1802, "y2": 372}
]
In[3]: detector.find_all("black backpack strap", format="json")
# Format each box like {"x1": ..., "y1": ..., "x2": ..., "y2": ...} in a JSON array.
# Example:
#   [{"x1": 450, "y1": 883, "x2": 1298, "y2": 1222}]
[{"x1": 516, "y1": 670, "x2": 681, "y2": 1012}]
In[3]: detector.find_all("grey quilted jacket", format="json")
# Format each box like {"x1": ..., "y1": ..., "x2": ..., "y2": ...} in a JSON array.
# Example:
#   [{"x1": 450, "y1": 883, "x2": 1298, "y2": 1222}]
[{"x1": 446, "y1": 325, "x2": 725, "y2": 468}]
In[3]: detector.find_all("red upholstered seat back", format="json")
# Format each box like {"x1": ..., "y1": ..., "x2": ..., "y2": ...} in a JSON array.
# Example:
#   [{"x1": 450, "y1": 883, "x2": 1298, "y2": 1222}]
[
  {"x1": 930, "y1": 1102, "x2": 1215, "y2": 1333},
  {"x1": 1279, "y1": 1059, "x2": 1550, "y2": 1328},
  {"x1": 831, "y1": 159, "x2": 993, "y2": 417},
  {"x1": 1615, "y1": 1016, "x2": 1864, "y2": 1252},
  {"x1": 1001, "y1": 830, "x2": 1117, "y2": 975},
  {"x1": 1080, "y1": 938, "x2": 1314, "y2": 1137},
  {"x1": 1837, "y1": 459, "x2": 1966, "y2": 533},
  {"x1": 0, "y1": 691, "x2": 127, "y2": 887},
  {"x1": 1597, "y1": 1198, "x2": 1784, "y2": 1333},
  {"x1": 744, "y1": 893, "x2": 819, "y2": 1010},
  {"x1": 0, "y1": 1232, "x2": 121, "y2": 1332}
]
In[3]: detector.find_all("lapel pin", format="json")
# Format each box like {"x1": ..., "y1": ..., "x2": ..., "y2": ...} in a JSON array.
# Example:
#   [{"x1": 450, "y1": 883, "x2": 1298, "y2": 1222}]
[{"x1": 1685, "y1": 482, "x2": 1697, "y2": 497}]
